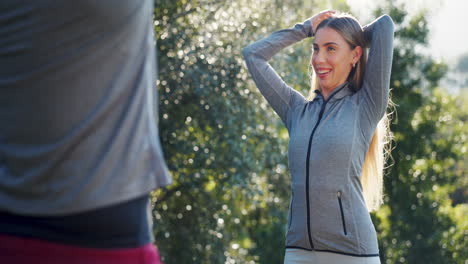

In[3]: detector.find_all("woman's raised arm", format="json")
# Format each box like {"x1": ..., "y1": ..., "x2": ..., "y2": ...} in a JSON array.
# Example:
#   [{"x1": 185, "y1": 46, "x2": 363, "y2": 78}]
[
  {"x1": 242, "y1": 11, "x2": 335, "y2": 128},
  {"x1": 358, "y1": 14, "x2": 395, "y2": 125}
]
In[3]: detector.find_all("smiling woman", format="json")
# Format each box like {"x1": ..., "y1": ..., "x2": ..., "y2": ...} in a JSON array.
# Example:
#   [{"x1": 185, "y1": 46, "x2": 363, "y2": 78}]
[
  {"x1": 312, "y1": 26, "x2": 363, "y2": 98},
  {"x1": 308, "y1": 12, "x2": 393, "y2": 217},
  {"x1": 243, "y1": 10, "x2": 395, "y2": 264},
  {"x1": 311, "y1": 16, "x2": 364, "y2": 99}
]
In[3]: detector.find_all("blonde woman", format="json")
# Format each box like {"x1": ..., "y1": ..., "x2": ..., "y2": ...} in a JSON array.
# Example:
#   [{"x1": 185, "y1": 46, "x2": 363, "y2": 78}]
[{"x1": 243, "y1": 10, "x2": 394, "y2": 264}]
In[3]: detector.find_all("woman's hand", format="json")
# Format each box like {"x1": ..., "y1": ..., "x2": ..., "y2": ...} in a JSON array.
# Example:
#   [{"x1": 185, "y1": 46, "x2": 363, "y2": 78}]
[{"x1": 311, "y1": 10, "x2": 336, "y2": 34}]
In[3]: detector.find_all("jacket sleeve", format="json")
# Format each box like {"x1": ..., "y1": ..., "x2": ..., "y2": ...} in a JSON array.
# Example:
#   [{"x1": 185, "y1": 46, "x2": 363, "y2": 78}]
[
  {"x1": 242, "y1": 20, "x2": 312, "y2": 128},
  {"x1": 358, "y1": 14, "x2": 395, "y2": 127}
]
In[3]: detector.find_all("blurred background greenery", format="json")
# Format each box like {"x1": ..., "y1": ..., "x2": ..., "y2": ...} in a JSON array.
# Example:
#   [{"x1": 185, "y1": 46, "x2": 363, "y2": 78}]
[{"x1": 153, "y1": 0, "x2": 467, "y2": 263}]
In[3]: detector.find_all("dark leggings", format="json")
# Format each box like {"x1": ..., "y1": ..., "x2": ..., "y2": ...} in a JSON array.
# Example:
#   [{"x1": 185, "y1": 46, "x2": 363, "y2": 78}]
[{"x1": 0, "y1": 194, "x2": 153, "y2": 248}]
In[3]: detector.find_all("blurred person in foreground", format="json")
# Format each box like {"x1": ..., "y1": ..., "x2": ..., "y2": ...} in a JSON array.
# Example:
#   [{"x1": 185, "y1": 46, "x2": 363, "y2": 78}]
[
  {"x1": 243, "y1": 9, "x2": 394, "y2": 264},
  {"x1": 0, "y1": 1, "x2": 171, "y2": 263}
]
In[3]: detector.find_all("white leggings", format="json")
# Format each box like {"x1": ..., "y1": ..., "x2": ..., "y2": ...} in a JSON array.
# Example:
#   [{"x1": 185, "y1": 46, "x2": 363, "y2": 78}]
[{"x1": 284, "y1": 248, "x2": 381, "y2": 264}]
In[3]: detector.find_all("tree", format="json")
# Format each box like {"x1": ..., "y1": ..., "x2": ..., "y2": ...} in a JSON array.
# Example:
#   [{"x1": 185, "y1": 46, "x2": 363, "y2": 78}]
[
  {"x1": 447, "y1": 53, "x2": 468, "y2": 91},
  {"x1": 154, "y1": 0, "x2": 317, "y2": 262}
]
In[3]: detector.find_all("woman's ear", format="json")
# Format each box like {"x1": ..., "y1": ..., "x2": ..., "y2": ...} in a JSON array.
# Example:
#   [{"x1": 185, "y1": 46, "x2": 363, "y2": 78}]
[{"x1": 352, "y1": 46, "x2": 363, "y2": 64}]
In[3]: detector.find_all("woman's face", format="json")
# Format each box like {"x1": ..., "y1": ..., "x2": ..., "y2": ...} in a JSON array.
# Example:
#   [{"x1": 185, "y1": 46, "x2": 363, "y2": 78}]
[{"x1": 311, "y1": 27, "x2": 361, "y2": 92}]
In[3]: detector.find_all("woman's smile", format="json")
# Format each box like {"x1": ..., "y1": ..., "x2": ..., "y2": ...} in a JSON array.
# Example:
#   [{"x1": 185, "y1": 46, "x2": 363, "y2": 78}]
[
  {"x1": 312, "y1": 27, "x2": 361, "y2": 98},
  {"x1": 316, "y1": 67, "x2": 333, "y2": 79}
]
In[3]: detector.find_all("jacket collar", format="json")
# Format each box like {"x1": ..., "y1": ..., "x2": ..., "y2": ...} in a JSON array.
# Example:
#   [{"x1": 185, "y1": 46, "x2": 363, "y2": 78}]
[{"x1": 314, "y1": 82, "x2": 353, "y2": 102}]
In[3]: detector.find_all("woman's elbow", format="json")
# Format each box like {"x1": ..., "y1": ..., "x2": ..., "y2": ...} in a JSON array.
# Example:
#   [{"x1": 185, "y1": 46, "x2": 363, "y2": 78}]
[
  {"x1": 242, "y1": 45, "x2": 253, "y2": 60},
  {"x1": 381, "y1": 14, "x2": 395, "y2": 33}
]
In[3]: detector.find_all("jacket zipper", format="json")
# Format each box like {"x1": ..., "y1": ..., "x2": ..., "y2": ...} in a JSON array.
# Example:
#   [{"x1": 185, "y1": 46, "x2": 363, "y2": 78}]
[
  {"x1": 337, "y1": 191, "x2": 347, "y2": 235},
  {"x1": 288, "y1": 195, "x2": 294, "y2": 230},
  {"x1": 304, "y1": 84, "x2": 347, "y2": 249}
]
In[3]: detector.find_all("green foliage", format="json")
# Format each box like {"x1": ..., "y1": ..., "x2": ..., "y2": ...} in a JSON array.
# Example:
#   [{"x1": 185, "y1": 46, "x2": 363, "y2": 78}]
[
  {"x1": 154, "y1": 1, "x2": 467, "y2": 263},
  {"x1": 153, "y1": 0, "x2": 320, "y2": 263},
  {"x1": 450, "y1": 53, "x2": 468, "y2": 89}
]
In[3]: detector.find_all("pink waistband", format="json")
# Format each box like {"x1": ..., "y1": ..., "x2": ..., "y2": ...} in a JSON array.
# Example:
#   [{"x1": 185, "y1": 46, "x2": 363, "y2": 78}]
[{"x1": 0, "y1": 234, "x2": 163, "y2": 264}]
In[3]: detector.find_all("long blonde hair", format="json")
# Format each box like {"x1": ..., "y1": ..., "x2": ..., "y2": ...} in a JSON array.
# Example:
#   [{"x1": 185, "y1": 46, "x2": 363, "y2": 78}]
[{"x1": 308, "y1": 13, "x2": 393, "y2": 212}]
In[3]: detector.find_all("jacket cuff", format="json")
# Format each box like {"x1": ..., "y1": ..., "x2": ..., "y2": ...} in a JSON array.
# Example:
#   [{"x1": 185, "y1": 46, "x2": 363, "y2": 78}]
[{"x1": 303, "y1": 19, "x2": 314, "y2": 37}]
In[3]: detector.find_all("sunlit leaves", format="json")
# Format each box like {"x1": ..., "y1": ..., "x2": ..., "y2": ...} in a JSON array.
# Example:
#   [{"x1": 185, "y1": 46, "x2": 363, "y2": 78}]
[{"x1": 153, "y1": 0, "x2": 300, "y2": 263}]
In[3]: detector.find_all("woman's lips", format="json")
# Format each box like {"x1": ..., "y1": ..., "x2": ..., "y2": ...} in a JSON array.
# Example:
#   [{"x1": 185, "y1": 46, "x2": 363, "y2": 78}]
[{"x1": 316, "y1": 68, "x2": 332, "y2": 79}]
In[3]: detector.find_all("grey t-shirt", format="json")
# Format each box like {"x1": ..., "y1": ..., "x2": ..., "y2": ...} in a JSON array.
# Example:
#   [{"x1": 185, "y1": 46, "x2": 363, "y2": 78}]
[{"x1": 0, "y1": 0, "x2": 171, "y2": 216}]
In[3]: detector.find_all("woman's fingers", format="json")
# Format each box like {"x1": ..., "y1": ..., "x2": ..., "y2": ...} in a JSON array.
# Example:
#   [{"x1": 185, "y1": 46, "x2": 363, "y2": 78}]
[{"x1": 312, "y1": 10, "x2": 336, "y2": 34}]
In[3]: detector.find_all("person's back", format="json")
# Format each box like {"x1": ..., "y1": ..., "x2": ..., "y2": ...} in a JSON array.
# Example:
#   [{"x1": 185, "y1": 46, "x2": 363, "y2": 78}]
[
  {"x1": 0, "y1": 0, "x2": 171, "y2": 215},
  {"x1": 0, "y1": 1, "x2": 171, "y2": 263}
]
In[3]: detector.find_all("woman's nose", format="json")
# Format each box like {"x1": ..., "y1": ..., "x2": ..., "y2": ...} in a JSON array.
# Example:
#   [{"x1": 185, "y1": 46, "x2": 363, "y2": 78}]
[
  {"x1": 313, "y1": 51, "x2": 325, "y2": 65},
  {"x1": 317, "y1": 53, "x2": 327, "y2": 64}
]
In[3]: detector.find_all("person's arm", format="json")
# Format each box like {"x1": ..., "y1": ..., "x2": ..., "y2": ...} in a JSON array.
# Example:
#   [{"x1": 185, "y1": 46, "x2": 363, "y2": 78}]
[
  {"x1": 358, "y1": 14, "x2": 395, "y2": 125},
  {"x1": 242, "y1": 21, "x2": 312, "y2": 128}
]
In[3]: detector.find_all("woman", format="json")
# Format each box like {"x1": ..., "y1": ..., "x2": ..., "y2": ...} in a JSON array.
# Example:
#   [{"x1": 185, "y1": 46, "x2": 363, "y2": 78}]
[{"x1": 243, "y1": 10, "x2": 394, "y2": 264}]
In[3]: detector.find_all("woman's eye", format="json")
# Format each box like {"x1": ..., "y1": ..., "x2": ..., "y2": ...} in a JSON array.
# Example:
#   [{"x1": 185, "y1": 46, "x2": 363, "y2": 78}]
[
  {"x1": 327, "y1": 46, "x2": 335, "y2": 51},
  {"x1": 313, "y1": 47, "x2": 318, "y2": 52}
]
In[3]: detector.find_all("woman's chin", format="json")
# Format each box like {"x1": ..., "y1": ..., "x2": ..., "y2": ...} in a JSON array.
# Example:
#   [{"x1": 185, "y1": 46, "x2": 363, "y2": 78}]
[{"x1": 319, "y1": 82, "x2": 331, "y2": 91}]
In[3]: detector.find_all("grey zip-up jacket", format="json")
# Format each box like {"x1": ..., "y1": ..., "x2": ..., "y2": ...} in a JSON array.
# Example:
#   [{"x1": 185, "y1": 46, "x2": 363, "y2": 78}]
[{"x1": 243, "y1": 15, "x2": 394, "y2": 257}]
